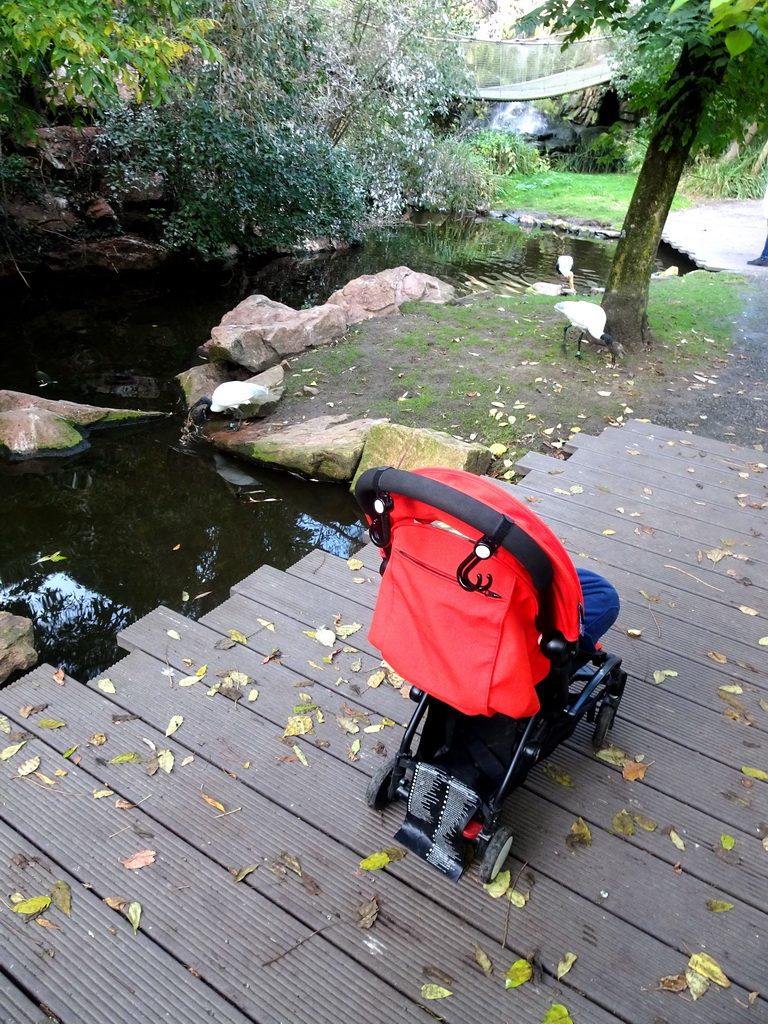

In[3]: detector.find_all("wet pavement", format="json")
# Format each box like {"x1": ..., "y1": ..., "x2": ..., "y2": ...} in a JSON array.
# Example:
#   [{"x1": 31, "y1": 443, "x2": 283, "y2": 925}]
[{"x1": 663, "y1": 198, "x2": 768, "y2": 275}]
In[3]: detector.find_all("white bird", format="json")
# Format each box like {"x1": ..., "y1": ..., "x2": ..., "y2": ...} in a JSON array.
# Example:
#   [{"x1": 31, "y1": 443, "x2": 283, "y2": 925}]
[
  {"x1": 554, "y1": 301, "x2": 625, "y2": 366},
  {"x1": 189, "y1": 381, "x2": 272, "y2": 430},
  {"x1": 556, "y1": 255, "x2": 575, "y2": 292}
]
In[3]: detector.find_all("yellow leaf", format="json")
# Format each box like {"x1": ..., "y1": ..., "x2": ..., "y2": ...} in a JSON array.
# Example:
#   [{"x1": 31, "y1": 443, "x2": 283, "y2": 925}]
[
  {"x1": 257, "y1": 618, "x2": 275, "y2": 631},
  {"x1": 707, "y1": 651, "x2": 727, "y2": 664},
  {"x1": 420, "y1": 985, "x2": 452, "y2": 999},
  {"x1": 669, "y1": 829, "x2": 686, "y2": 850},
  {"x1": 507, "y1": 888, "x2": 529, "y2": 907},
  {"x1": 688, "y1": 952, "x2": 730, "y2": 988},
  {"x1": 612, "y1": 809, "x2": 635, "y2": 835},
  {"x1": 759, "y1": 637, "x2": 768, "y2": 646},
  {"x1": 92, "y1": 789, "x2": 114, "y2": 799},
  {"x1": 0, "y1": 742, "x2": 26, "y2": 760},
  {"x1": 166, "y1": 629, "x2": 181, "y2": 640},
  {"x1": 178, "y1": 676, "x2": 199, "y2": 687},
  {"x1": 12, "y1": 896, "x2": 51, "y2": 915},
  {"x1": 627, "y1": 628, "x2": 642, "y2": 637},
  {"x1": 602, "y1": 529, "x2": 616, "y2": 535},
  {"x1": 557, "y1": 952, "x2": 577, "y2": 980},
  {"x1": 347, "y1": 558, "x2": 364, "y2": 571},
  {"x1": 742, "y1": 766, "x2": 768, "y2": 781},
  {"x1": 542, "y1": 763, "x2": 575, "y2": 786},
  {"x1": 489, "y1": 443, "x2": 507, "y2": 456},
  {"x1": 165, "y1": 715, "x2": 183, "y2": 737},
  {"x1": 739, "y1": 606, "x2": 758, "y2": 616},
  {"x1": 201, "y1": 793, "x2": 225, "y2": 812},
  {"x1": 227, "y1": 629, "x2": 248, "y2": 644},
  {"x1": 685, "y1": 969, "x2": 710, "y2": 1000},
  {"x1": 707, "y1": 900, "x2": 734, "y2": 912},
  {"x1": 98, "y1": 678, "x2": 116, "y2": 693},
  {"x1": 17, "y1": 755, "x2": 41, "y2": 776},
  {"x1": 292, "y1": 744, "x2": 309, "y2": 766},
  {"x1": 195, "y1": 664, "x2": 208, "y2": 676},
  {"x1": 483, "y1": 870, "x2": 510, "y2": 898},
  {"x1": 720, "y1": 834, "x2": 735, "y2": 850},
  {"x1": 284, "y1": 715, "x2": 314, "y2": 737},
  {"x1": 504, "y1": 959, "x2": 532, "y2": 988},
  {"x1": 542, "y1": 1006, "x2": 575, "y2": 1024},
  {"x1": 474, "y1": 945, "x2": 493, "y2": 975}
]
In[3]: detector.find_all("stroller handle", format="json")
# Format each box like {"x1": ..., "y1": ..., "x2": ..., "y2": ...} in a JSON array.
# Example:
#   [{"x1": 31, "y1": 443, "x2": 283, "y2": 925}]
[{"x1": 355, "y1": 466, "x2": 553, "y2": 596}]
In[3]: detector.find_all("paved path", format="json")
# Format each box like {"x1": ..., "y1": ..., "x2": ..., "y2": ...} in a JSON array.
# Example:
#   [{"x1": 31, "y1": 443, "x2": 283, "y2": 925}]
[{"x1": 663, "y1": 198, "x2": 767, "y2": 275}]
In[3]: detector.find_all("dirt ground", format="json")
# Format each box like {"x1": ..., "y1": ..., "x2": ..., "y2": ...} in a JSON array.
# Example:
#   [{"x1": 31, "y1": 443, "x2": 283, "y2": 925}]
[{"x1": 273, "y1": 277, "x2": 766, "y2": 472}]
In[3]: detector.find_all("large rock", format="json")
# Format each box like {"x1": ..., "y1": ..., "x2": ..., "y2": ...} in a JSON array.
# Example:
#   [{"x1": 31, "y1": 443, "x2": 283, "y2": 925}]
[
  {"x1": 0, "y1": 612, "x2": 37, "y2": 683},
  {"x1": 0, "y1": 390, "x2": 168, "y2": 460},
  {"x1": 209, "y1": 414, "x2": 386, "y2": 482},
  {"x1": 199, "y1": 294, "x2": 348, "y2": 373},
  {"x1": 326, "y1": 266, "x2": 456, "y2": 324},
  {"x1": 352, "y1": 422, "x2": 491, "y2": 488},
  {"x1": 178, "y1": 364, "x2": 285, "y2": 418},
  {"x1": 45, "y1": 236, "x2": 169, "y2": 273}
]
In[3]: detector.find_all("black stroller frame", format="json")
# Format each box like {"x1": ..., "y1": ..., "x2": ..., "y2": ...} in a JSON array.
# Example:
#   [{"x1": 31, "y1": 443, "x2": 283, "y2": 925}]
[{"x1": 355, "y1": 466, "x2": 627, "y2": 882}]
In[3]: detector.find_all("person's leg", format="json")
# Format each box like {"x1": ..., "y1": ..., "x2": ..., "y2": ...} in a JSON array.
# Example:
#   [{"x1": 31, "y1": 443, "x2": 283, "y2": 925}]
[
  {"x1": 576, "y1": 568, "x2": 620, "y2": 650},
  {"x1": 747, "y1": 224, "x2": 768, "y2": 265}
]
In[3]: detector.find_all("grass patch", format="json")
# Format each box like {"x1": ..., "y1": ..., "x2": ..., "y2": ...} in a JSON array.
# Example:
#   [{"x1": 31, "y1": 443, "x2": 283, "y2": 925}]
[
  {"x1": 491, "y1": 171, "x2": 692, "y2": 229},
  {"x1": 278, "y1": 273, "x2": 746, "y2": 479}
]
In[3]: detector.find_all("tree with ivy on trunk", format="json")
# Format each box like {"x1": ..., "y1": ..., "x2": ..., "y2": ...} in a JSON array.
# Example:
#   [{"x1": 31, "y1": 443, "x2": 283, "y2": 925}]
[{"x1": 522, "y1": 0, "x2": 768, "y2": 351}]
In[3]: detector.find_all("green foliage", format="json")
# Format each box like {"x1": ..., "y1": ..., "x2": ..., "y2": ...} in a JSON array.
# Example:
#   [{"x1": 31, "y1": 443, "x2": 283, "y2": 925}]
[
  {"x1": 556, "y1": 125, "x2": 629, "y2": 174},
  {"x1": 683, "y1": 131, "x2": 768, "y2": 198},
  {"x1": 468, "y1": 129, "x2": 547, "y2": 175},
  {"x1": 0, "y1": 0, "x2": 220, "y2": 139}
]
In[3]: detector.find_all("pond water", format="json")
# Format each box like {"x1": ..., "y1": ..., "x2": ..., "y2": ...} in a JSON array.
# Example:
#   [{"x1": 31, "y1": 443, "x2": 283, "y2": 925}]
[{"x1": 0, "y1": 217, "x2": 681, "y2": 682}]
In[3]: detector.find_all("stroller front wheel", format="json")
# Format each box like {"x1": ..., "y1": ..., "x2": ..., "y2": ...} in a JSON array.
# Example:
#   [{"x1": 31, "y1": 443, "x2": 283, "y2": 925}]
[
  {"x1": 478, "y1": 825, "x2": 515, "y2": 884},
  {"x1": 366, "y1": 757, "x2": 399, "y2": 811},
  {"x1": 592, "y1": 700, "x2": 617, "y2": 749}
]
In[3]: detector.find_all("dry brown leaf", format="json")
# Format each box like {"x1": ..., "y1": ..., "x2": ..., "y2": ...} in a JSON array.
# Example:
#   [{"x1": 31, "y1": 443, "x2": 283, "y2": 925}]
[
  {"x1": 52, "y1": 667, "x2": 65, "y2": 685},
  {"x1": 622, "y1": 761, "x2": 648, "y2": 782},
  {"x1": 707, "y1": 651, "x2": 728, "y2": 664},
  {"x1": 115, "y1": 800, "x2": 138, "y2": 810},
  {"x1": 658, "y1": 974, "x2": 687, "y2": 993},
  {"x1": 35, "y1": 918, "x2": 60, "y2": 930},
  {"x1": 120, "y1": 849, "x2": 156, "y2": 870}
]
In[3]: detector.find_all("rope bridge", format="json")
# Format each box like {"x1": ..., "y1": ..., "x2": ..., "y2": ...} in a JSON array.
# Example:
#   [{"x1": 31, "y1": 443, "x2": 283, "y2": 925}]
[{"x1": 459, "y1": 34, "x2": 615, "y2": 100}]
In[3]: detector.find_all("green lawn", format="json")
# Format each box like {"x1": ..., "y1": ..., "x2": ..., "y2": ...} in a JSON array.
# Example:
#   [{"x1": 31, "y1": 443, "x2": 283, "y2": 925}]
[{"x1": 492, "y1": 171, "x2": 692, "y2": 229}]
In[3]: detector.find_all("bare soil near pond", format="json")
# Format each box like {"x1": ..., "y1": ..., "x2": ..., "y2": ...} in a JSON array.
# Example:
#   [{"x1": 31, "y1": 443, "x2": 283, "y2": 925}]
[{"x1": 272, "y1": 272, "x2": 765, "y2": 475}]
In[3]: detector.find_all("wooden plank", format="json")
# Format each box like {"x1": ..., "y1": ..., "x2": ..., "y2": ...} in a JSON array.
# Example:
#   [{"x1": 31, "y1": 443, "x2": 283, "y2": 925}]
[
  {"x1": 0, "y1": 665, "x2": 627, "y2": 1024},
  {"x1": 0, "y1": 823, "x2": 256, "y2": 1024},
  {"x1": 5, "y1": 664, "x2": 761, "y2": 1022},
  {"x1": 515, "y1": 450, "x2": 768, "y2": 536},
  {"x1": 619, "y1": 418, "x2": 765, "y2": 466},
  {"x1": 566, "y1": 430, "x2": 768, "y2": 505},
  {"x1": 0, "y1": 674, "x2": 416, "y2": 1024},
  {"x1": 0, "y1": 972, "x2": 53, "y2": 1024}
]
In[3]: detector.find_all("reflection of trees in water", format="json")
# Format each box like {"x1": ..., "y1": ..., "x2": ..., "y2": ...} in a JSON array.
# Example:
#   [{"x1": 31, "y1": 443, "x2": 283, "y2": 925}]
[{"x1": 0, "y1": 422, "x2": 362, "y2": 681}]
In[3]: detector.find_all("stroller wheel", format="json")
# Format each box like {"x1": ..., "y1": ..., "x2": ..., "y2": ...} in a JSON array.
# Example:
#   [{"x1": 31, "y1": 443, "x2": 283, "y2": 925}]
[
  {"x1": 366, "y1": 757, "x2": 399, "y2": 810},
  {"x1": 478, "y1": 825, "x2": 515, "y2": 884},
  {"x1": 592, "y1": 701, "x2": 617, "y2": 749}
]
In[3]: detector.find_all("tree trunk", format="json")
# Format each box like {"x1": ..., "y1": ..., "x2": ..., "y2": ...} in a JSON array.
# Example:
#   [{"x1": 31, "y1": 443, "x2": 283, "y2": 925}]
[{"x1": 602, "y1": 44, "x2": 723, "y2": 351}]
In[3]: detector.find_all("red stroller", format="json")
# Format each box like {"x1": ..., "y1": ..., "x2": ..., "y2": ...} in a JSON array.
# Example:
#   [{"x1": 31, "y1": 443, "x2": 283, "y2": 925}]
[{"x1": 354, "y1": 466, "x2": 627, "y2": 882}]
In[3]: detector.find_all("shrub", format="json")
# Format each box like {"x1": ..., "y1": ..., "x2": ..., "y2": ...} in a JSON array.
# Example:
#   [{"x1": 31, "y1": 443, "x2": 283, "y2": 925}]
[{"x1": 468, "y1": 129, "x2": 548, "y2": 175}]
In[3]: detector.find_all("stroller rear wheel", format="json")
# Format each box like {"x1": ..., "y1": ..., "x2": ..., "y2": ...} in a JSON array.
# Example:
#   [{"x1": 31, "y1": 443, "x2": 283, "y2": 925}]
[
  {"x1": 366, "y1": 757, "x2": 399, "y2": 811},
  {"x1": 478, "y1": 825, "x2": 515, "y2": 884}
]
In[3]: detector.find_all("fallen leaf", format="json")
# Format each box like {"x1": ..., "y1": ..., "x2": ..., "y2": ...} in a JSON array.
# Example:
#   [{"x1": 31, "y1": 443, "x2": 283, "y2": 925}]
[
  {"x1": 742, "y1": 766, "x2": 768, "y2": 780},
  {"x1": 504, "y1": 959, "x2": 532, "y2": 988},
  {"x1": 126, "y1": 901, "x2": 142, "y2": 934},
  {"x1": 98, "y1": 678, "x2": 116, "y2": 694},
  {"x1": 566, "y1": 817, "x2": 592, "y2": 848},
  {"x1": 688, "y1": 952, "x2": 730, "y2": 988},
  {"x1": 19, "y1": 704, "x2": 47, "y2": 719},
  {"x1": 232, "y1": 864, "x2": 260, "y2": 883},
  {"x1": 542, "y1": 763, "x2": 575, "y2": 787},
  {"x1": 227, "y1": 629, "x2": 248, "y2": 644},
  {"x1": 541, "y1": 1007, "x2": 574, "y2": 1024},
  {"x1": 52, "y1": 668, "x2": 65, "y2": 685},
  {"x1": 474, "y1": 945, "x2": 493, "y2": 975},
  {"x1": 292, "y1": 744, "x2": 309, "y2": 766},
  {"x1": 108, "y1": 752, "x2": 143, "y2": 764},
  {"x1": 201, "y1": 794, "x2": 225, "y2": 812},
  {"x1": 284, "y1": 715, "x2": 314, "y2": 737},
  {"x1": 707, "y1": 900, "x2": 734, "y2": 912},
  {"x1": 62, "y1": 744, "x2": 78, "y2": 759},
  {"x1": 88, "y1": 732, "x2": 107, "y2": 746},
  {"x1": 622, "y1": 761, "x2": 648, "y2": 782},
  {"x1": 33, "y1": 772, "x2": 57, "y2": 786},
  {"x1": 0, "y1": 741, "x2": 26, "y2": 760},
  {"x1": 177, "y1": 676, "x2": 199, "y2": 687},
  {"x1": 658, "y1": 974, "x2": 688, "y2": 992},
  {"x1": 355, "y1": 896, "x2": 380, "y2": 929},
  {"x1": 720, "y1": 834, "x2": 735, "y2": 850},
  {"x1": 336, "y1": 714, "x2": 360, "y2": 734},
  {"x1": 257, "y1": 618, "x2": 275, "y2": 631},
  {"x1": 115, "y1": 800, "x2": 138, "y2": 810},
  {"x1": 602, "y1": 529, "x2": 616, "y2": 535},
  {"x1": 92, "y1": 789, "x2": 114, "y2": 799},
  {"x1": 49, "y1": 880, "x2": 71, "y2": 917},
  {"x1": 557, "y1": 952, "x2": 577, "y2": 980},
  {"x1": 652, "y1": 669, "x2": 678, "y2": 685},
  {"x1": 631, "y1": 813, "x2": 657, "y2": 832},
  {"x1": 507, "y1": 888, "x2": 529, "y2": 907},
  {"x1": 347, "y1": 557, "x2": 364, "y2": 571},
  {"x1": 166, "y1": 629, "x2": 181, "y2": 640},
  {"x1": 595, "y1": 745, "x2": 627, "y2": 766},
  {"x1": 421, "y1": 985, "x2": 452, "y2": 999},
  {"x1": 336, "y1": 623, "x2": 362, "y2": 639},
  {"x1": 707, "y1": 651, "x2": 727, "y2": 664},
  {"x1": 120, "y1": 849, "x2": 156, "y2": 870},
  {"x1": 360, "y1": 848, "x2": 406, "y2": 871},
  {"x1": 669, "y1": 829, "x2": 686, "y2": 851},
  {"x1": 35, "y1": 918, "x2": 60, "y2": 929},
  {"x1": 165, "y1": 715, "x2": 183, "y2": 737},
  {"x1": 347, "y1": 739, "x2": 360, "y2": 762},
  {"x1": 103, "y1": 895, "x2": 129, "y2": 911},
  {"x1": 157, "y1": 749, "x2": 174, "y2": 774},
  {"x1": 12, "y1": 896, "x2": 51, "y2": 915},
  {"x1": 483, "y1": 870, "x2": 510, "y2": 898},
  {"x1": 612, "y1": 809, "x2": 635, "y2": 835},
  {"x1": 685, "y1": 969, "x2": 710, "y2": 1000},
  {"x1": 739, "y1": 606, "x2": 759, "y2": 616},
  {"x1": 17, "y1": 755, "x2": 41, "y2": 776}
]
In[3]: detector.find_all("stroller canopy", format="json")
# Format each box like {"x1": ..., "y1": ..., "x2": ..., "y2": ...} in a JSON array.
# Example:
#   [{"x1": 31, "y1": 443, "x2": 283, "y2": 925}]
[{"x1": 357, "y1": 467, "x2": 584, "y2": 719}]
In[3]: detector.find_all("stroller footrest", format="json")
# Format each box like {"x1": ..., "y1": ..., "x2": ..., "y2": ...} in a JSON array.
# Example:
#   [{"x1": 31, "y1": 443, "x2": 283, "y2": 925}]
[{"x1": 394, "y1": 762, "x2": 481, "y2": 881}]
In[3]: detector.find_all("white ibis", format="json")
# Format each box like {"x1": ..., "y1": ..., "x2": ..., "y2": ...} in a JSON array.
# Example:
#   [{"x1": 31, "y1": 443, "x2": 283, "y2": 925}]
[
  {"x1": 556, "y1": 255, "x2": 575, "y2": 292},
  {"x1": 189, "y1": 381, "x2": 272, "y2": 430},
  {"x1": 554, "y1": 301, "x2": 625, "y2": 366}
]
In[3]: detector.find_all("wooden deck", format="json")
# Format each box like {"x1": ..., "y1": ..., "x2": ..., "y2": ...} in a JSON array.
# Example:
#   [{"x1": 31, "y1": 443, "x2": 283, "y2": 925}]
[{"x1": 1, "y1": 419, "x2": 766, "y2": 1024}]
